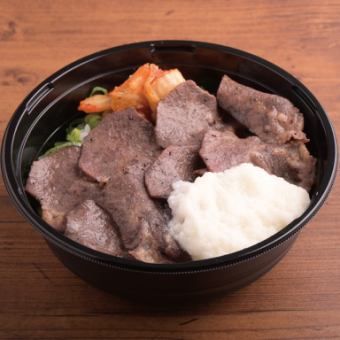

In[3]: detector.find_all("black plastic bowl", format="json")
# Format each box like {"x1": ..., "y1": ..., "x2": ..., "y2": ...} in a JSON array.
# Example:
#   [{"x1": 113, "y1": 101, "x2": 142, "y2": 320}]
[{"x1": 1, "y1": 41, "x2": 337, "y2": 298}]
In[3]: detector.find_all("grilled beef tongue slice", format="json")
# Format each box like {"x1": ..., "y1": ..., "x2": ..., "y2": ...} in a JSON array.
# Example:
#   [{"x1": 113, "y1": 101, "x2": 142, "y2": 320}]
[
  {"x1": 155, "y1": 80, "x2": 219, "y2": 149},
  {"x1": 25, "y1": 146, "x2": 103, "y2": 232},
  {"x1": 65, "y1": 200, "x2": 124, "y2": 257},
  {"x1": 217, "y1": 75, "x2": 307, "y2": 144},
  {"x1": 199, "y1": 129, "x2": 315, "y2": 191},
  {"x1": 145, "y1": 145, "x2": 199, "y2": 199}
]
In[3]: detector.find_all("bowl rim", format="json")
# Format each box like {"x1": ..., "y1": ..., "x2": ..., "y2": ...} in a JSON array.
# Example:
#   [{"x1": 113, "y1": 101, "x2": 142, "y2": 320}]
[{"x1": 1, "y1": 40, "x2": 338, "y2": 273}]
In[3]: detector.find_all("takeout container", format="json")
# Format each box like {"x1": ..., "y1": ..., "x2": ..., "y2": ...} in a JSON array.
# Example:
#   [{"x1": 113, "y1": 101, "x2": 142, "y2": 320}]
[{"x1": 1, "y1": 41, "x2": 337, "y2": 299}]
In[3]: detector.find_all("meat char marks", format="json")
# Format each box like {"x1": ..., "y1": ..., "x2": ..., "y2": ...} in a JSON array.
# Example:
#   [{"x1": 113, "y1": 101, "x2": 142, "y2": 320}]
[
  {"x1": 200, "y1": 130, "x2": 262, "y2": 172},
  {"x1": 79, "y1": 108, "x2": 185, "y2": 263},
  {"x1": 200, "y1": 130, "x2": 315, "y2": 191},
  {"x1": 217, "y1": 75, "x2": 307, "y2": 145},
  {"x1": 145, "y1": 145, "x2": 199, "y2": 199},
  {"x1": 65, "y1": 200, "x2": 124, "y2": 257},
  {"x1": 79, "y1": 108, "x2": 160, "y2": 184},
  {"x1": 25, "y1": 146, "x2": 103, "y2": 232},
  {"x1": 155, "y1": 80, "x2": 219, "y2": 148}
]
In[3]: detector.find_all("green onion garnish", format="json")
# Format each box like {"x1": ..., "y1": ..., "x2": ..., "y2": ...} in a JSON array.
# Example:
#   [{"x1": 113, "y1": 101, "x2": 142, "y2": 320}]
[
  {"x1": 90, "y1": 86, "x2": 108, "y2": 97},
  {"x1": 84, "y1": 114, "x2": 102, "y2": 129}
]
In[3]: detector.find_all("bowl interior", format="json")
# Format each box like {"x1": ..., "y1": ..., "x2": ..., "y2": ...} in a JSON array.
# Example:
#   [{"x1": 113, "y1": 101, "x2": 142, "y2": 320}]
[{"x1": 4, "y1": 41, "x2": 336, "y2": 269}]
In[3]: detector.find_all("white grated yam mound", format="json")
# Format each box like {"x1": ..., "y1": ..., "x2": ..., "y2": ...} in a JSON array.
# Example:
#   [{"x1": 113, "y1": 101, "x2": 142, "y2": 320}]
[{"x1": 168, "y1": 163, "x2": 310, "y2": 260}]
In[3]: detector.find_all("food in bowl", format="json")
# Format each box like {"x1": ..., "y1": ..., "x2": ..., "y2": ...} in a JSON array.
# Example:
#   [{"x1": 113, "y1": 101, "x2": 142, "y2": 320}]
[{"x1": 25, "y1": 63, "x2": 316, "y2": 264}]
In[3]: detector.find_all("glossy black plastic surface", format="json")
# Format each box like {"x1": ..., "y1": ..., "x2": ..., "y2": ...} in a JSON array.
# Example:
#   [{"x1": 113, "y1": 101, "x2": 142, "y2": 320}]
[{"x1": 1, "y1": 41, "x2": 337, "y2": 297}]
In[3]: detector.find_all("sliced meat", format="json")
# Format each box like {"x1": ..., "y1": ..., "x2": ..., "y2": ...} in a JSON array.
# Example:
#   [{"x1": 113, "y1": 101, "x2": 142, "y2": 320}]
[
  {"x1": 26, "y1": 146, "x2": 103, "y2": 232},
  {"x1": 264, "y1": 142, "x2": 316, "y2": 192},
  {"x1": 79, "y1": 107, "x2": 161, "y2": 184},
  {"x1": 79, "y1": 108, "x2": 185, "y2": 262},
  {"x1": 200, "y1": 130, "x2": 264, "y2": 172},
  {"x1": 200, "y1": 130, "x2": 315, "y2": 191},
  {"x1": 102, "y1": 161, "x2": 185, "y2": 262},
  {"x1": 145, "y1": 145, "x2": 198, "y2": 199},
  {"x1": 217, "y1": 75, "x2": 307, "y2": 144},
  {"x1": 65, "y1": 200, "x2": 124, "y2": 257},
  {"x1": 128, "y1": 222, "x2": 172, "y2": 264},
  {"x1": 101, "y1": 164, "x2": 161, "y2": 250},
  {"x1": 155, "y1": 80, "x2": 219, "y2": 148}
]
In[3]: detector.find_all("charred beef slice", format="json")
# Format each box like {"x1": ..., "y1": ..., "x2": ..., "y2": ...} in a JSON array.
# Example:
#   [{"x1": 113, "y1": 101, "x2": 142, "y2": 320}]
[
  {"x1": 200, "y1": 130, "x2": 263, "y2": 172},
  {"x1": 217, "y1": 75, "x2": 307, "y2": 144},
  {"x1": 200, "y1": 130, "x2": 316, "y2": 191},
  {"x1": 25, "y1": 146, "x2": 103, "y2": 232},
  {"x1": 145, "y1": 145, "x2": 199, "y2": 199},
  {"x1": 128, "y1": 220, "x2": 173, "y2": 264},
  {"x1": 79, "y1": 108, "x2": 160, "y2": 184},
  {"x1": 79, "y1": 108, "x2": 185, "y2": 263},
  {"x1": 155, "y1": 80, "x2": 219, "y2": 148},
  {"x1": 65, "y1": 200, "x2": 124, "y2": 257}
]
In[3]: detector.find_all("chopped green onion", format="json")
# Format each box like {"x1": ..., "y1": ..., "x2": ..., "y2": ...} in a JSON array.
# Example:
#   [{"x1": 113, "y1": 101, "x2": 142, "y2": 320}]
[
  {"x1": 54, "y1": 141, "x2": 69, "y2": 146},
  {"x1": 67, "y1": 124, "x2": 91, "y2": 144},
  {"x1": 40, "y1": 114, "x2": 101, "y2": 159},
  {"x1": 66, "y1": 118, "x2": 85, "y2": 134},
  {"x1": 84, "y1": 114, "x2": 102, "y2": 129},
  {"x1": 67, "y1": 128, "x2": 82, "y2": 144},
  {"x1": 90, "y1": 86, "x2": 108, "y2": 97}
]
